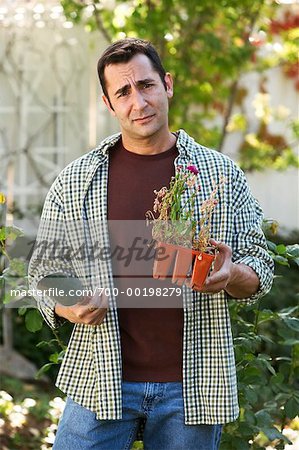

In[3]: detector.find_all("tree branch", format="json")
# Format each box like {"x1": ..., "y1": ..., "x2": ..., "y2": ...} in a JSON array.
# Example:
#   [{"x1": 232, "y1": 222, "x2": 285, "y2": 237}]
[
  {"x1": 218, "y1": 79, "x2": 239, "y2": 153},
  {"x1": 92, "y1": 2, "x2": 112, "y2": 43}
]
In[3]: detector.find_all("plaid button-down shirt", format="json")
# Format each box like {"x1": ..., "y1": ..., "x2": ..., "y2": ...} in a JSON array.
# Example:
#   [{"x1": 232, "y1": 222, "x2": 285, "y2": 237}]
[{"x1": 28, "y1": 130, "x2": 274, "y2": 424}]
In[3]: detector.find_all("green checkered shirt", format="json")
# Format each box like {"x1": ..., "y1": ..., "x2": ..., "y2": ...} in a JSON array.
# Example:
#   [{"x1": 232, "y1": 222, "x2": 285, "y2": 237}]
[{"x1": 28, "y1": 130, "x2": 274, "y2": 424}]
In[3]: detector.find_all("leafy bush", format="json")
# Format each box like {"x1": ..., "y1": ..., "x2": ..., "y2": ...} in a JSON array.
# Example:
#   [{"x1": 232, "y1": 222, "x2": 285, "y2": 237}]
[
  {"x1": 0, "y1": 376, "x2": 65, "y2": 449},
  {"x1": 221, "y1": 236, "x2": 299, "y2": 449}
]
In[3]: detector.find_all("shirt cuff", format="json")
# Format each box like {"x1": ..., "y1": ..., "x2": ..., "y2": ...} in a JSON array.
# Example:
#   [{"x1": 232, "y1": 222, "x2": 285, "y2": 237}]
[
  {"x1": 37, "y1": 294, "x2": 66, "y2": 329},
  {"x1": 231, "y1": 256, "x2": 274, "y2": 304}
]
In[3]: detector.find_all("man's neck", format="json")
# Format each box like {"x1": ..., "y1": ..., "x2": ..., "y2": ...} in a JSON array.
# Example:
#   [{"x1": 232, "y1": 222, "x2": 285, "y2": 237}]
[{"x1": 121, "y1": 131, "x2": 177, "y2": 155}]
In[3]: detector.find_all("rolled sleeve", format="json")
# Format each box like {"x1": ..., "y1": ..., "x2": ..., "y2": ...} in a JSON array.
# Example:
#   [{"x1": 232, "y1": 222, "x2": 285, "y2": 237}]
[
  {"x1": 28, "y1": 177, "x2": 74, "y2": 329},
  {"x1": 231, "y1": 168, "x2": 274, "y2": 304},
  {"x1": 35, "y1": 288, "x2": 66, "y2": 330}
]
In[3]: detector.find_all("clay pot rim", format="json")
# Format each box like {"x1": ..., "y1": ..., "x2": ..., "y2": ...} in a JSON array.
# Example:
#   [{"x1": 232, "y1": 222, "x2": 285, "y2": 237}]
[{"x1": 155, "y1": 240, "x2": 217, "y2": 258}]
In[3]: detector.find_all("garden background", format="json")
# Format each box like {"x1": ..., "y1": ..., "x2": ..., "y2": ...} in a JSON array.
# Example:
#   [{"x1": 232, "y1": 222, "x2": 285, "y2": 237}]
[{"x1": 0, "y1": 0, "x2": 298, "y2": 449}]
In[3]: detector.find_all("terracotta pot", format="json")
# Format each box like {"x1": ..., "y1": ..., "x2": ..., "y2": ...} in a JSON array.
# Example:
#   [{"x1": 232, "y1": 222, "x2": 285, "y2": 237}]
[
  {"x1": 153, "y1": 241, "x2": 216, "y2": 290},
  {"x1": 152, "y1": 241, "x2": 178, "y2": 279},
  {"x1": 190, "y1": 251, "x2": 216, "y2": 290},
  {"x1": 172, "y1": 246, "x2": 193, "y2": 286}
]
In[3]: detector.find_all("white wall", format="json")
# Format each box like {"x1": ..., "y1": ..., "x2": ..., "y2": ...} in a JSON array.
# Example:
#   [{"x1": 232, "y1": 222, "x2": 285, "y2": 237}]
[{"x1": 247, "y1": 169, "x2": 299, "y2": 233}]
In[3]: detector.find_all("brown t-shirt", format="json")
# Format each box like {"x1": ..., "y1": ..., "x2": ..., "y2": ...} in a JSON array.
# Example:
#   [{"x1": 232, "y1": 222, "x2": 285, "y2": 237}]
[{"x1": 107, "y1": 138, "x2": 183, "y2": 381}]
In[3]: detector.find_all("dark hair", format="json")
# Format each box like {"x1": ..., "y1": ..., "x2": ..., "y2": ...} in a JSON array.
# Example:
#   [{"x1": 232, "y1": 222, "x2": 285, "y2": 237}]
[{"x1": 97, "y1": 38, "x2": 167, "y2": 105}]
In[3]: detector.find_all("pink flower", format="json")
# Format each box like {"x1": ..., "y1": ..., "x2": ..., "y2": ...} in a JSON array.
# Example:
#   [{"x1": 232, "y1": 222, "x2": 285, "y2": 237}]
[{"x1": 186, "y1": 165, "x2": 199, "y2": 175}]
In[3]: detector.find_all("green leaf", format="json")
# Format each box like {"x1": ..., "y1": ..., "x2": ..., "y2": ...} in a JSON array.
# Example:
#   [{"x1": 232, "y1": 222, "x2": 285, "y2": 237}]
[
  {"x1": 274, "y1": 255, "x2": 289, "y2": 266},
  {"x1": 259, "y1": 334, "x2": 274, "y2": 344},
  {"x1": 35, "y1": 363, "x2": 54, "y2": 379},
  {"x1": 279, "y1": 338, "x2": 299, "y2": 346},
  {"x1": 279, "y1": 306, "x2": 299, "y2": 317},
  {"x1": 284, "y1": 396, "x2": 299, "y2": 419},
  {"x1": 258, "y1": 309, "x2": 278, "y2": 323},
  {"x1": 0, "y1": 226, "x2": 24, "y2": 242},
  {"x1": 244, "y1": 386, "x2": 258, "y2": 405},
  {"x1": 277, "y1": 326, "x2": 295, "y2": 341},
  {"x1": 237, "y1": 422, "x2": 255, "y2": 437},
  {"x1": 261, "y1": 426, "x2": 291, "y2": 443},
  {"x1": 257, "y1": 353, "x2": 276, "y2": 375},
  {"x1": 270, "y1": 373, "x2": 284, "y2": 385},
  {"x1": 276, "y1": 244, "x2": 286, "y2": 255},
  {"x1": 17, "y1": 307, "x2": 27, "y2": 316},
  {"x1": 255, "y1": 409, "x2": 272, "y2": 427},
  {"x1": 36, "y1": 339, "x2": 59, "y2": 349},
  {"x1": 49, "y1": 352, "x2": 59, "y2": 364},
  {"x1": 57, "y1": 349, "x2": 66, "y2": 361},
  {"x1": 244, "y1": 409, "x2": 257, "y2": 425},
  {"x1": 243, "y1": 353, "x2": 255, "y2": 361},
  {"x1": 131, "y1": 441, "x2": 144, "y2": 450},
  {"x1": 0, "y1": 228, "x2": 6, "y2": 241},
  {"x1": 282, "y1": 317, "x2": 299, "y2": 332},
  {"x1": 25, "y1": 310, "x2": 43, "y2": 332},
  {"x1": 286, "y1": 244, "x2": 299, "y2": 259},
  {"x1": 266, "y1": 240, "x2": 277, "y2": 253},
  {"x1": 241, "y1": 367, "x2": 262, "y2": 384},
  {"x1": 291, "y1": 257, "x2": 299, "y2": 267}
]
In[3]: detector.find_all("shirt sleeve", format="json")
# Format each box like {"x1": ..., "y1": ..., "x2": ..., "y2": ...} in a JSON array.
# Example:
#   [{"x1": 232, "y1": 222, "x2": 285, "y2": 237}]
[
  {"x1": 28, "y1": 175, "x2": 74, "y2": 329},
  {"x1": 230, "y1": 166, "x2": 274, "y2": 304}
]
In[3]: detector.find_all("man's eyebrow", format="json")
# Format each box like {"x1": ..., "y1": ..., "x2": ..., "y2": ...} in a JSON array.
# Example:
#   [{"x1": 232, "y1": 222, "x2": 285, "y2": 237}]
[
  {"x1": 114, "y1": 78, "x2": 156, "y2": 97},
  {"x1": 114, "y1": 84, "x2": 130, "y2": 97},
  {"x1": 136, "y1": 78, "x2": 156, "y2": 86}
]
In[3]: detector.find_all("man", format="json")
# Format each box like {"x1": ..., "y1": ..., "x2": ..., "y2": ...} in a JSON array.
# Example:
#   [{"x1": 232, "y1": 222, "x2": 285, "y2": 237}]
[{"x1": 29, "y1": 38, "x2": 274, "y2": 449}]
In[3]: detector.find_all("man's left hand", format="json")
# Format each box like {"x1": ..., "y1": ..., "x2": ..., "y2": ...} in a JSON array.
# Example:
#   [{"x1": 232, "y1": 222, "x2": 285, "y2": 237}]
[
  {"x1": 195, "y1": 239, "x2": 234, "y2": 294},
  {"x1": 194, "y1": 239, "x2": 260, "y2": 298}
]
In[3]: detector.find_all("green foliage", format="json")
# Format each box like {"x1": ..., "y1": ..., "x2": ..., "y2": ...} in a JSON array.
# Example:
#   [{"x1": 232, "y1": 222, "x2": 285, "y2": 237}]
[
  {"x1": 0, "y1": 375, "x2": 65, "y2": 449},
  {"x1": 34, "y1": 333, "x2": 67, "y2": 380},
  {"x1": 0, "y1": 225, "x2": 24, "y2": 242},
  {"x1": 24, "y1": 309, "x2": 44, "y2": 333},
  {"x1": 221, "y1": 234, "x2": 299, "y2": 449},
  {"x1": 0, "y1": 196, "x2": 71, "y2": 380},
  {"x1": 61, "y1": 0, "x2": 299, "y2": 171}
]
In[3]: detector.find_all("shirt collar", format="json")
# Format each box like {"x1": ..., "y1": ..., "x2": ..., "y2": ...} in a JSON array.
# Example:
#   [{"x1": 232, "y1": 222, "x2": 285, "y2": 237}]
[{"x1": 94, "y1": 129, "x2": 194, "y2": 158}]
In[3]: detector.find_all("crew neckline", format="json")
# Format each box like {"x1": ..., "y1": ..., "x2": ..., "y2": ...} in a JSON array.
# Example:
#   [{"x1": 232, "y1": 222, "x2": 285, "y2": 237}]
[{"x1": 119, "y1": 138, "x2": 178, "y2": 160}]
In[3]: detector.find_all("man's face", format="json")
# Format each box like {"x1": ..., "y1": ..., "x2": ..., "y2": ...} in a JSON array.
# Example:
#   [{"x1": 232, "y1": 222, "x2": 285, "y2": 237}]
[{"x1": 102, "y1": 53, "x2": 173, "y2": 143}]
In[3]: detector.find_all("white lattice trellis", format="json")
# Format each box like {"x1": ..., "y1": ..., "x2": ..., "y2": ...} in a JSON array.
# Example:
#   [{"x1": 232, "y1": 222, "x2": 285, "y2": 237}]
[{"x1": 0, "y1": 6, "x2": 90, "y2": 214}]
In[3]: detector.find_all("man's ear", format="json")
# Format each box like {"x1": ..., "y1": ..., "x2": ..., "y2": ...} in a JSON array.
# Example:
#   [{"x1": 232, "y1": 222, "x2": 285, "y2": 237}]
[
  {"x1": 164, "y1": 73, "x2": 174, "y2": 99},
  {"x1": 102, "y1": 95, "x2": 115, "y2": 115}
]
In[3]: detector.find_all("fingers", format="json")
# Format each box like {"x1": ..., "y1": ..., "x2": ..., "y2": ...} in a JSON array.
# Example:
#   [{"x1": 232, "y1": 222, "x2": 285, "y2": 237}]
[
  {"x1": 69, "y1": 291, "x2": 109, "y2": 325},
  {"x1": 195, "y1": 240, "x2": 233, "y2": 294},
  {"x1": 86, "y1": 307, "x2": 108, "y2": 325},
  {"x1": 75, "y1": 305, "x2": 108, "y2": 325},
  {"x1": 88, "y1": 308, "x2": 108, "y2": 326},
  {"x1": 209, "y1": 238, "x2": 218, "y2": 247},
  {"x1": 209, "y1": 239, "x2": 232, "y2": 254},
  {"x1": 86, "y1": 292, "x2": 109, "y2": 310}
]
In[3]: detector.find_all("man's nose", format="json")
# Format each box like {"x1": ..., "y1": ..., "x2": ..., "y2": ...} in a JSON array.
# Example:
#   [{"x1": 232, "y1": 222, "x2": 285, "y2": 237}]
[{"x1": 131, "y1": 89, "x2": 147, "y2": 110}]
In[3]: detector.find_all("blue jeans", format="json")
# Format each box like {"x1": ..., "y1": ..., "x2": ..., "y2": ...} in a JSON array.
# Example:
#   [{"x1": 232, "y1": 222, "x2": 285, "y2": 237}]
[{"x1": 53, "y1": 381, "x2": 222, "y2": 450}]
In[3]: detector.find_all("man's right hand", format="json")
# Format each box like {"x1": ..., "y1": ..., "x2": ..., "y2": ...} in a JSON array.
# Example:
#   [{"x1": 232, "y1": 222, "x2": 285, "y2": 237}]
[{"x1": 54, "y1": 292, "x2": 108, "y2": 325}]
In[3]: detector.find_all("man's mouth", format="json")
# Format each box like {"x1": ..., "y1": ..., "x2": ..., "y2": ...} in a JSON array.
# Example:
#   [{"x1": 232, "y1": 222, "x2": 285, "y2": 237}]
[{"x1": 133, "y1": 114, "x2": 155, "y2": 123}]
